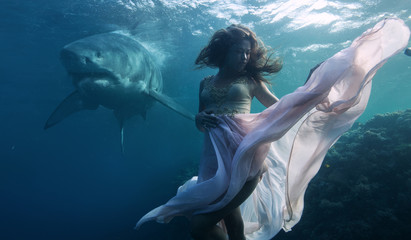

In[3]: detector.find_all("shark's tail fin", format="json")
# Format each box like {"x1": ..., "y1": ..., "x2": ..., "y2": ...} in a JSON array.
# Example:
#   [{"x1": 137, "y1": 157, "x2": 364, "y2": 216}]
[{"x1": 148, "y1": 90, "x2": 195, "y2": 121}]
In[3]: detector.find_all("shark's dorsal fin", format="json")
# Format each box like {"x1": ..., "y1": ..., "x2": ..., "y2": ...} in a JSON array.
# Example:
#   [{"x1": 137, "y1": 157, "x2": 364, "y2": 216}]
[
  {"x1": 148, "y1": 90, "x2": 195, "y2": 121},
  {"x1": 44, "y1": 91, "x2": 98, "y2": 129}
]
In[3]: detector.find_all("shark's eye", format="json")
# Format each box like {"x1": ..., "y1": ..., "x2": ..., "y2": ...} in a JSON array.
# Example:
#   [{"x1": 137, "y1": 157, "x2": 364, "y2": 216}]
[{"x1": 96, "y1": 51, "x2": 102, "y2": 58}]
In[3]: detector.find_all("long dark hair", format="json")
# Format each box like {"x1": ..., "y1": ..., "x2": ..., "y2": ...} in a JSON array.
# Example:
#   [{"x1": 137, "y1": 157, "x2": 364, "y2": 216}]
[{"x1": 195, "y1": 24, "x2": 282, "y2": 83}]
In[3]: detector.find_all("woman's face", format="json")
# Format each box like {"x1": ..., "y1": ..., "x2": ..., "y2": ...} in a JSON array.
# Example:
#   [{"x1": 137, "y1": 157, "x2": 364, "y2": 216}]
[{"x1": 223, "y1": 39, "x2": 251, "y2": 73}]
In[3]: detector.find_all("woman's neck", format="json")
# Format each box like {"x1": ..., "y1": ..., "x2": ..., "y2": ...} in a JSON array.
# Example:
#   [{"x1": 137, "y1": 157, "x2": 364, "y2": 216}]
[{"x1": 216, "y1": 68, "x2": 243, "y2": 82}]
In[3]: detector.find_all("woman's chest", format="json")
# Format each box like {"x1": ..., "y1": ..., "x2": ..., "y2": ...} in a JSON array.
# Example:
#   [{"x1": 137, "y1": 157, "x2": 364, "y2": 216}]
[{"x1": 201, "y1": 81, "x2": 253, "y2": 107}]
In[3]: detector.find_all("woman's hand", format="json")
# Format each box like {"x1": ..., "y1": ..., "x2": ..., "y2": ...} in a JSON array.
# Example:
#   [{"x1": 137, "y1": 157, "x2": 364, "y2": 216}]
[{"x1": 195, "y1": 111, "x2": 219, "y2": 132}]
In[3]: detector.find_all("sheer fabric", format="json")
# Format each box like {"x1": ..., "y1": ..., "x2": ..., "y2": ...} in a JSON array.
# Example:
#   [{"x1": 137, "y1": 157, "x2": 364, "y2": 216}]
[{"x1": 136, "y1": 18, "x2": 410, "y2": 240}]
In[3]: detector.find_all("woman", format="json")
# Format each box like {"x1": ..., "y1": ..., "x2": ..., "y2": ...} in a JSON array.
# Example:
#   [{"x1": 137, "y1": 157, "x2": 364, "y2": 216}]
[
  {"x1": 136, "y1": 19, "x2": 410, "y2": 240},
  {"x1": 192, "y1": 25, "x2": 282, "y2": 240}
]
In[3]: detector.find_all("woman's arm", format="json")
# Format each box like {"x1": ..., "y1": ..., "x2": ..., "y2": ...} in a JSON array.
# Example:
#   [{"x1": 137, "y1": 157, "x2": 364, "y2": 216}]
[{"x1": 253, "y1": 80, "x2": 279, "y2": 108}]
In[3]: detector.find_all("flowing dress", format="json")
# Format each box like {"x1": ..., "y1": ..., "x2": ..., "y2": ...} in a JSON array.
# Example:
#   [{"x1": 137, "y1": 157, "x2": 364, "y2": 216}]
[{"x1": 136, "y1": 18, "x2": 410, "y2": 240}]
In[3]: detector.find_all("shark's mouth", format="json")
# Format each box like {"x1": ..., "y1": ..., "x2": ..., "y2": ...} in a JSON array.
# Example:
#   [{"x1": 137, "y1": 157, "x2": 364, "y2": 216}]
[{"x1": 68, "y1": 69, "x2": 119, "y2": 85}]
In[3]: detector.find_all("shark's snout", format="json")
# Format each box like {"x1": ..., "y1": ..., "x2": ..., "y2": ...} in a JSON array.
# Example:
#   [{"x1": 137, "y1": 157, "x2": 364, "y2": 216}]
[{"x1": 60, "y1": 48, "x2": 95, "y2": 74}]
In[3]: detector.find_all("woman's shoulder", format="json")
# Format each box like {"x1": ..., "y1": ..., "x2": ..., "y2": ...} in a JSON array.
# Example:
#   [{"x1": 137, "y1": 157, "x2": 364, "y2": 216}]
[
  {"x1": 245, "y1": 77, "x2": 273, "y2": 96},
  {"x1": 200, "y1": 75, "x2": 214, "y2": 86},
  {"x1": 242, "y1": 76, "x2": 260, "y2": 89},
  {"x1": 247, "y1": 76, "x2": 271, "y2": 87},
  {"x1": 199, "y1": 75, "x2": 214, "y2": 90},
  {"x1": 202, "y1": 75, "x2": 214, "y2": 82}
]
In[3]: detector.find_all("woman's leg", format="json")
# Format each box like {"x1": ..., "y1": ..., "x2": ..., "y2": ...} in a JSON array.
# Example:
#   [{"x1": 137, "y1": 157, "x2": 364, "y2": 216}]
[
  {"x1": 224, "y1": 207, "x2": 245, "y2": 240},
  {"x1": 190, "y1": 176, "x2": 260, "y2": 240},
  {"x1": 190, "y1": 214, "x2": 228, "y2": 240}
]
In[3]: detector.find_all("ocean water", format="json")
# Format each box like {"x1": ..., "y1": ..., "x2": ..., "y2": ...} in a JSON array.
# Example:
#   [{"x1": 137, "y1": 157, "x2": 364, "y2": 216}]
[{"x1": 0, "y1": 1, "x2": 410, "y2": 239}]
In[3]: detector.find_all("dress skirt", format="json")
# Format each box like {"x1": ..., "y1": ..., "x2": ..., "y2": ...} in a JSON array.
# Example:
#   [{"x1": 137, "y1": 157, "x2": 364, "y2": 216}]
[{"x1": 136, "y1": 18, "x2": 410, "y2": 240}]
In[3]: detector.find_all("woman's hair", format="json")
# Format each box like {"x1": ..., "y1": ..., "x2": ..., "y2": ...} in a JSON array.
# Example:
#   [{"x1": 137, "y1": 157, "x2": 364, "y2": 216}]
[{"x1": 195, "y1": 24, "x2": 282, "y2": 83}]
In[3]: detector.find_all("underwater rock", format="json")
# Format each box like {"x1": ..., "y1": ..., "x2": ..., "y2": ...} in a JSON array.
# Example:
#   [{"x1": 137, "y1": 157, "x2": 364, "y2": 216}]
[{"x1": 275, "y1": 109, "x2": 411, "y2": 240}]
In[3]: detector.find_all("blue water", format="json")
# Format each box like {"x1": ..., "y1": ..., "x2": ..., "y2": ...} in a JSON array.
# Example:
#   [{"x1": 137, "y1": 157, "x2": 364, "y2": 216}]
[{"x1": 0, "y1": 1, "x2": 410, "y2": 239}]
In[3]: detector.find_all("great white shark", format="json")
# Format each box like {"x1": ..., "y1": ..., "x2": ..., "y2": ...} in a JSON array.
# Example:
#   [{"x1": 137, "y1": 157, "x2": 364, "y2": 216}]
[{"x1": 44, "y1": 32, "x2": 194, "y2": 152}]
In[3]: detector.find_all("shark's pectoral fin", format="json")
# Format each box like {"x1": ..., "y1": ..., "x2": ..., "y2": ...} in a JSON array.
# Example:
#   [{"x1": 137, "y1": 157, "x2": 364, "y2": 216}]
[
  {"x1": 44, "y1": 91, "x2": 98, "y2": 129},
  {"x1": 148, "y1": 90, "x2": 195, "y2": 121}
]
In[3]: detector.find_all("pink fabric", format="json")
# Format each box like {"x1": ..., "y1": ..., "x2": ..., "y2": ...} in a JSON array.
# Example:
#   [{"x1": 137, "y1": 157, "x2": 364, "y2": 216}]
[{"x1": 136, "y1": 18, "x2": 410, "y2": 240}]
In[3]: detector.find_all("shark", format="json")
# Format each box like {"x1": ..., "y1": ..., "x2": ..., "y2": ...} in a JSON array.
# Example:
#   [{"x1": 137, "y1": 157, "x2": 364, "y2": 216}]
[{"x1": 44, "y1": 32, "x2": 195, "y2": 152}]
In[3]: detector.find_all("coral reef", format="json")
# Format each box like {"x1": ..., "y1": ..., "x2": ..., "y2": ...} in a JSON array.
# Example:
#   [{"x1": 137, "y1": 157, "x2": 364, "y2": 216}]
[{"x1": 276, "y1": 109, "x2": 411, "y2": 240}]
